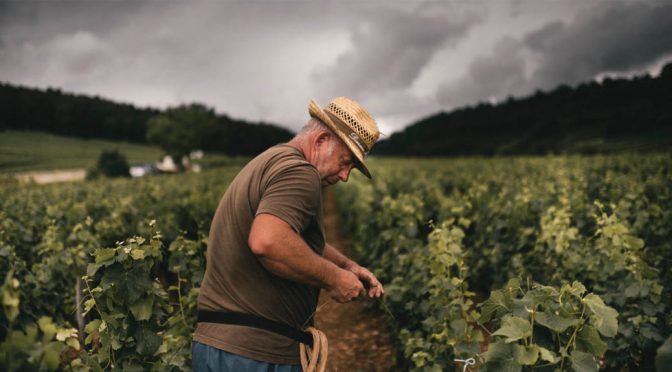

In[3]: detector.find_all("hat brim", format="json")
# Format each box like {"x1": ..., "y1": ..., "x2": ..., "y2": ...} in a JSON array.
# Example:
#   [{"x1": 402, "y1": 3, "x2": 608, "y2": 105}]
[{"x1": 308, "y1": 100, "x2": 372, "y2": 179}]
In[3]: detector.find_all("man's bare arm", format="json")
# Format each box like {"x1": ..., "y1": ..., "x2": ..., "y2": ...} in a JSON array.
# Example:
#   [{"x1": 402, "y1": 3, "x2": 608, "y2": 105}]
[
  {"x1": 323, "y1": 243, "x2": 385, "y2": 299},
  {"x1": 248, "y1": 213, "x2": 364, "y2": 303}
]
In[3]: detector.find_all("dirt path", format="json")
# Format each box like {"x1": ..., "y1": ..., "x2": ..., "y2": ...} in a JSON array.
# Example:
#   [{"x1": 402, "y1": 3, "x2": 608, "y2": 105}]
[{"x1": 315, "y1": 189, "x2": 398, "y2": 371}]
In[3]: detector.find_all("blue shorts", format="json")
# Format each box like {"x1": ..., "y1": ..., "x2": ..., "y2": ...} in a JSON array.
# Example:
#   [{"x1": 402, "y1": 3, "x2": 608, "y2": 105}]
[{"x1": 191, "y1": 341, "x2": 301, "y2": 372}]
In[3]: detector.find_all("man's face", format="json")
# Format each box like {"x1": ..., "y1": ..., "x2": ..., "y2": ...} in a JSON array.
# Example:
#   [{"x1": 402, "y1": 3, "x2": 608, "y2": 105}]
[{"x1": 314, "y1": 137, "x2": 355, "y2": 187}]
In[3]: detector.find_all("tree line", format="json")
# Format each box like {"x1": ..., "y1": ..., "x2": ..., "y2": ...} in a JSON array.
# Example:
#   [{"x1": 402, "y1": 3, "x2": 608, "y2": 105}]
[
  {"x1": 0, "y1": 83, "x2": 293, "y2": 157},
  {"x1": 375, "y1": 61, "x2": 672, "y2": 156}
]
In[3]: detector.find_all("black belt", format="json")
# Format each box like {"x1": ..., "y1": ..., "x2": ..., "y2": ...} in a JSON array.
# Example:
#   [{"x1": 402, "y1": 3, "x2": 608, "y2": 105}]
[{"x1": 197, "y1": 310, "x2": 313, "y2": 348}]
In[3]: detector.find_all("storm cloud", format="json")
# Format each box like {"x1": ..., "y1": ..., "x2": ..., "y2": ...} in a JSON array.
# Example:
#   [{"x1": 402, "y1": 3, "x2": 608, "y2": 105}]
[
  {"x1": 437, "y1": 1, "x2": 672, "y2": 109},
  {"x1": 1, "y1": 1, "x2": 670, "y2": 134}
]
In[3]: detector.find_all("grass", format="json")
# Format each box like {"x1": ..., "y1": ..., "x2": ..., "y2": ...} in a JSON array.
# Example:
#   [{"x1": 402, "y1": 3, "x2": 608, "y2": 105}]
[
  {"x1": 0, "y1": 130, "x2": 251, "y2": 174},
  {"x1": 0, "y1": 131, "x2": 163, "y2": 173}
]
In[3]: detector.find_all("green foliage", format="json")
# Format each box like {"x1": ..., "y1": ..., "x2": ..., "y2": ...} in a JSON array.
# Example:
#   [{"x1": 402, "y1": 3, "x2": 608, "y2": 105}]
[
  {"x1": 479, "y1": 279, "x2": 618, "y2": 371},
  {"x1": 1, "y1": 269, "x2": 83, "y2": 371},
  {"x1": 82, "y1": 228, "x2": 172, "y2": 370},
  {"x1": 656, "y1": 335, "x2": 672, "y2": 372},
  {"x1": 334, "y1": 154, "x2": 671, "y2": 371},
  {"x1": 90, "y1": 150, "x2": 131, "y2": 178},
  {"x1": 147, "y1": 104, "x2": 218, "y2": 161},
  {"x1": 0, "y1": 166, "x2": 240, "y2": 371},
  {"x1": 146, "y1": 103, "x2": 293, "y2": 159},
  {"x1": 2, "y1": 152, "x2": 670, "y2": 371}
]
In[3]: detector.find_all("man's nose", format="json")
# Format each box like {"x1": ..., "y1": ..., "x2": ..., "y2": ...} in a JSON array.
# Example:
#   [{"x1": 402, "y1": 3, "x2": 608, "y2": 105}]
[{"x1": 338, "y1": 168, "x2": 350, "y2": 182}]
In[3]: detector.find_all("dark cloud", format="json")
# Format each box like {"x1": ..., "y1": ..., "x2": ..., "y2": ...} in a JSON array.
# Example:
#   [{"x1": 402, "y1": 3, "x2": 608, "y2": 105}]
[
  {"x1": 437, "y1": 37, "x2": 531, "y2": 107},
  {"x1": 314, "y1": 6, "x2": 481, "y2": 95},
  {"x1": 437, "y1": 0, "x2": 672, "y2": 109},
  {"x1": 312, "y1": 4, "x2": 483, "y2": 132},
  {"x1": 1, "y1": 1, "x2": 670, "y2": 135},
  {"x1": 525, "y1": 1, "x2": 672, "y2": 88}
]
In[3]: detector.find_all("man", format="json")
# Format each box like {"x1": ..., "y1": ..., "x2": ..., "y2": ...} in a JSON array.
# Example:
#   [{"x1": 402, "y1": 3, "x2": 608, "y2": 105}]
[{"x1": 192, "y1": 97, "x2": 384, "y2": 371}]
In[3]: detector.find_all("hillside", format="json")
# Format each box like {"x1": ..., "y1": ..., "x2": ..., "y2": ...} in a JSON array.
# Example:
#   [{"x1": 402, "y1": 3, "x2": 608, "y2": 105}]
[
  {"x1": 0, "y1": 131, "x2": 244, "y2": 174},
  {"x1": 0, "y1": 83, "x2": 293, "y2": 155},
  {"x1": 375, "y1": 62, "x2": 672, "y2": 156},
  {"x1": 0, "y1": 131, "x2": 163, "y2": 173}
]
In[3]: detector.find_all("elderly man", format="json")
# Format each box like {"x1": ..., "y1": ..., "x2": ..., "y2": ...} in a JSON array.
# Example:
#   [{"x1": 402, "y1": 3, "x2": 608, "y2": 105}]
[{"x1": 192, "y1": 97, "x2": 384, "y2": 372}]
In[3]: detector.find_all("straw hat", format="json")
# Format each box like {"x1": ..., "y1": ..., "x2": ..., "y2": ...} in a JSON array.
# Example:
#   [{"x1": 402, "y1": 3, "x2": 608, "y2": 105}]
[{"x1": 308, "y1": 97, "x2": 380, "y2": 179}]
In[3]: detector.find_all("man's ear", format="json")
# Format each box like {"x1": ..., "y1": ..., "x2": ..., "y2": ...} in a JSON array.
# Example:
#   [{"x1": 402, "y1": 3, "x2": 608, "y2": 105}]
[{"x1": 314, "y1": 131, "x2": 331, "y2": 148}]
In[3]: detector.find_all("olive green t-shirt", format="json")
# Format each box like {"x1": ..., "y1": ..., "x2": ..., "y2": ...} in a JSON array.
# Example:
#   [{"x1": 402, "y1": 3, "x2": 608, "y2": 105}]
[{"x1": 194, "y1": 144, "x2": 325, "y2": 364}]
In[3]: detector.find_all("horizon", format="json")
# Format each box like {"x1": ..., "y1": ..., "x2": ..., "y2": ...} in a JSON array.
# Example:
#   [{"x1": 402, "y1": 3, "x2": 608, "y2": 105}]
[{"x1": 2, "y1": 1, "x2": 671, "y2": 135}]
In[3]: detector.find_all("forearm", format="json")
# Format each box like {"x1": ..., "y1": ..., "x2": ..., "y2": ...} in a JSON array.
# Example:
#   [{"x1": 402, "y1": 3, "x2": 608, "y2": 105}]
[
  {"x1": 249, "y1": 213, "x2": 366, "y2": 302},
  {"x1": 323, "y1": 243, "x2": 358, "y2": 270},
  {"x1": 255, "y1": 227, "x2": 342, "y2": 289}
]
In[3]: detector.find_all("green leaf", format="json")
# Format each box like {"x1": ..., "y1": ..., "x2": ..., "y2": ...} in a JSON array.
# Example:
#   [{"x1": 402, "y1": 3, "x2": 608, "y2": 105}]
[
  {"x1": 134, "y1": 326, "x2": 162, "y2": 357},
  {"x1": 38, "y1": 316, "x2": 57, "y2": 340},
  {"x1": 492, "y1": 316, "x2": 532, "y2": 343},
  {"x1": 130, "y1": 249, "x2": 145, "y2": 260},
  {"x1": 571, "y1": 350, "x2": 598, "y2": 372},
  {"x1": 535, "y1": 311, "x2": 579, "y2": 333},
  {"x1": 624, "y1": 282, "x2": 640, "y2": 298},
  {"x1": 480, "y1": 289, "x2": 513, "y2": 323},
  {"x1": 582, "y1": 294, "x2": 618, "y2": 337},
  {"x1": 480, "y1": 341, "x2": 522, "y2": 372},
  {"x1": 129, "y1": 297, "x2": 154, "y2": 321},
  {"x1": 623, "y1": 235, "x2": 644, "y2": 249},
  {"x1": 518, "y1": 345, "x2": 539, "y2": 365},
  {"x1": 656, "y1": 335, "x2": 672, "y2": 372},
  {"x1": 512, "y1": 297, "x2": 532, "y2": 319},
  {"x1": 66, "y1": 337, "x2": 81, "y2": 350},
  {"x1": 576, "y1": 325, "x2": 608, "y2": 357},
  {"x1": 56, "y1": 327, "x2": 77, "y2": 341},
  {"x1": 125, "y1": 267, "x2": 153, "y2": 303},
  {"x1": 538, "y1": 346, "x2": 559, "y2": 364},
  {"x1": 84, "y1": 319, "x2": 102, "y2": 335},
  {"x1": 42, "y1": 342, "x2": 63, "y2": 370},
  {"x1": 94, "y1": 248, "x2": 117, "y2": 264},
  {"x1": 83, "y1": 298, "x2": 96, "y2": 315}
]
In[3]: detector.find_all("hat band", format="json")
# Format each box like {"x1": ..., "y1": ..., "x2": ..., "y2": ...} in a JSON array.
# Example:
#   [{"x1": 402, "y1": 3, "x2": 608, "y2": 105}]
[
  {"x1": 348, "y1": 132, "x2": 368, "y2": 155},
  {"x1": 327, "y1": 113, "x2": 370, "y2": 155}
]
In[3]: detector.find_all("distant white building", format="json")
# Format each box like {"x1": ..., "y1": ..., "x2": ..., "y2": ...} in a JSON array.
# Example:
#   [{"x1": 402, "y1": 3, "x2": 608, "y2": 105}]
[
  {"x1": 190, "y1": 150, "x2": 204, "y2": 160},
  {"x1": 156, "y1": 155, "x2": 178, "y2": 172},
  {"x1": 130, "y1": 164, "x2": 156, "y2": 178},
  {"x1": 131, "y1": 152, "x2": 202, "y2": 178}
]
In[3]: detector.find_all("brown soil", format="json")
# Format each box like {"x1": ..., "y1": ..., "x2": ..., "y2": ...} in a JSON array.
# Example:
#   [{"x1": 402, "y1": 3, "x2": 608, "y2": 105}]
[{"x1": 315, "y1": 189, "x2": 398, "y2": 372}]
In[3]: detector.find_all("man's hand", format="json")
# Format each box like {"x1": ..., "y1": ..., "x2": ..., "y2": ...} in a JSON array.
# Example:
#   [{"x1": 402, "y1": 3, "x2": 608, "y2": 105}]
[
  {"x1": 325, "y1": 269, "x2": 365, "y2": 303},
  {"x1": 347, "y1": 264, "x2": 384, "y2": 299}
]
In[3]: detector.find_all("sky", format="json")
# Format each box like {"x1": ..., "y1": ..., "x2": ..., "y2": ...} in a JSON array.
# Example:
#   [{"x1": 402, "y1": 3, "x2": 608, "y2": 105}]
[{"x1": 1, "y1": 0, "x2": 671, "y2": 135}]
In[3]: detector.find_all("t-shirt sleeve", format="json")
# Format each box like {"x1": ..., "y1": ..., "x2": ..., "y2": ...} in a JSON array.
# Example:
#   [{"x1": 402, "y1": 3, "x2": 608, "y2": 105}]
[{"x1": 256, "y1": 163, "x2": 321, "y2": 233}]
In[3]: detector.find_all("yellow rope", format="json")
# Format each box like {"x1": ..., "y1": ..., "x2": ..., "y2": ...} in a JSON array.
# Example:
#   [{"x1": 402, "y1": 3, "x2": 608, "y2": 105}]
[{"x1": 300, "y1": 327, "x2": 328, "y2": 372}]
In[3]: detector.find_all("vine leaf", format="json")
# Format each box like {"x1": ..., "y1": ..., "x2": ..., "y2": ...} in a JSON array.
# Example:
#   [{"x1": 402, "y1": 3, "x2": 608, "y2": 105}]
[
  {"x1": 492, "y1": 315, "x2": 532, "y2": 343},
  {"x1": 480, "y1": 341, "x2": 522, "y2": 372},
  {"x1": 129, "y1": 297, "x2": 154, "y2": 321},
  {"x1": 583, "y1": 294, "x2": 618, "y2": 337},
  {"x1": 479, "y1": 289, "x2": 512, "y2": 323},
  {"x1": 538, "y1": 346, "x2": 559, "y2": 363},
  {"x1": 656, "y1": 335, "x2": 672, "y2": 372},
  {"x1": 535, "y1": 311, "x2": 579, "y2": 333},
  {"x1": 570, "y1": 350, "x2": 598, "y2": 372},
  {"x1": 518, "y1": 345, "x2": 539, "y2": 365},
  {"x1": 576, "y1": 325, "x2": 608, "y2": 357},
  {"x1": 134, "y1": 326, "x2": 162, "y2": 357}
]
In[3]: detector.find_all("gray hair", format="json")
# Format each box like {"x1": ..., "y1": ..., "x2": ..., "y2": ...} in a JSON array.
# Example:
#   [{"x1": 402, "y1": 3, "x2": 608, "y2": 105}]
[
  {"x1": 296, "y1": 118, "x2": 330, "y2": 138},
  {"x1": 295, "y1": 117, "x2": 340, "y2": 156}
]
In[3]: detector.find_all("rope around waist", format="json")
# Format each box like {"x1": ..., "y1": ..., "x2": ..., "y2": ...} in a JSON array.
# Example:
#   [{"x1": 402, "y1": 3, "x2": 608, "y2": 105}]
[{"x1": 197, "y1": 310, "x2": 328, "y2": 372}]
